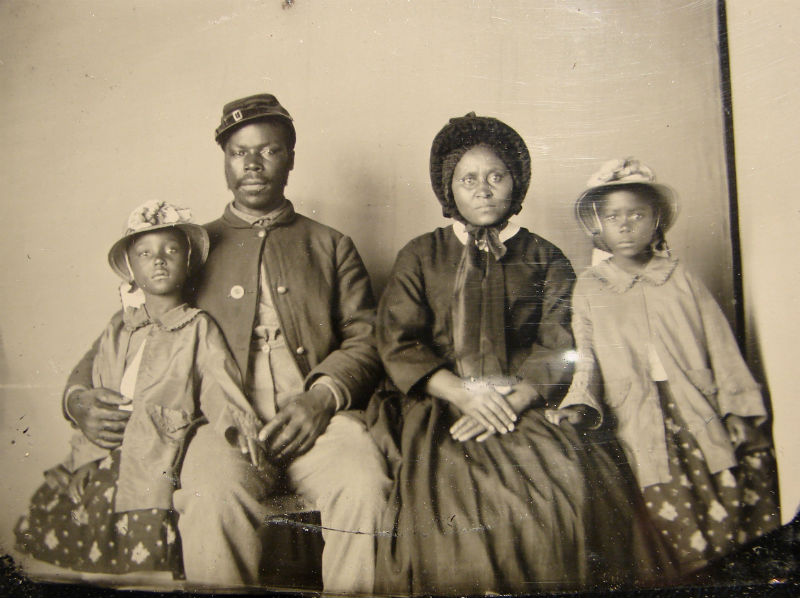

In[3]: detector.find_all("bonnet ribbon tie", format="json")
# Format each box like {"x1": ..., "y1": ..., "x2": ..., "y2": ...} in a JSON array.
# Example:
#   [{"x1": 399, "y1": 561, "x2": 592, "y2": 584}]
[{"x1": 451, "y1": 224, "x2": 508, "y2": 379}]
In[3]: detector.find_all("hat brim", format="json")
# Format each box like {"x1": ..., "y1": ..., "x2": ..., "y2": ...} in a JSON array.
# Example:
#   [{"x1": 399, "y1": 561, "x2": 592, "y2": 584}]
[
  {"x1": 575, "y1": 181, "x2": 679, "y2": 238},
  {"x1": 108, "y1": 223, "x2": 210, "y2": 281}
]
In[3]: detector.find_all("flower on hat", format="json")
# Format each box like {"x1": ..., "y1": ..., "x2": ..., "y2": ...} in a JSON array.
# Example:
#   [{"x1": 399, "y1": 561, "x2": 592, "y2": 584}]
[
  {"x1": 126, "y1": 201, "x2": 193, "y2": 233},
  {"x1": 575, "y1": 157, "x2": 679, "y2": 253},
  {"x1": 586, "y1": 158, "x2": 656, "y2": 188}
]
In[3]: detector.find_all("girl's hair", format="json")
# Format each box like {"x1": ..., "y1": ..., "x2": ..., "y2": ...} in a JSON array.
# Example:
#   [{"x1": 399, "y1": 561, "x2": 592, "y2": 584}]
[{"x1": 591, "y1": 182, "x2": 669, "y2": 254}]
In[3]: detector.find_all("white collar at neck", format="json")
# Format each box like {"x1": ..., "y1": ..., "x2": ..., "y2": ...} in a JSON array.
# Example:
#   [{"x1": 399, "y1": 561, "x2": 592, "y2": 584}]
[{"x1": 452, "y1": 221, "x2": 521, "y2": 247}]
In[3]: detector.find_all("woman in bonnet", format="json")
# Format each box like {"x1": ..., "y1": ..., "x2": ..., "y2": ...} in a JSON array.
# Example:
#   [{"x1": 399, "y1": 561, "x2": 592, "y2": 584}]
[{"x1": 369, "y1": 114, "x2": 674, "y2": 594}]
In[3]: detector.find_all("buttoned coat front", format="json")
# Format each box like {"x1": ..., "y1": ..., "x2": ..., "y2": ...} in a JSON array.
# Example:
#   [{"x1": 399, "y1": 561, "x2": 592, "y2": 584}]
[
  {"x1": 191, "y1": 203, "x2": 382, "y2": 410},
  {"x1": 66, "y1": 202, "x2": 381, "y2": 414},
  {"x1": 558, "y1": 257, "x2": 767, "y2": 488}
]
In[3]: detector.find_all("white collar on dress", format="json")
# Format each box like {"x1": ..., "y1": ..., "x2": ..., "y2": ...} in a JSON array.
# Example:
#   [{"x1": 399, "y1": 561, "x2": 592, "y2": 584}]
[
  {"x1": 452, "y1": 221, "x2": 521, "y2": 247},
  {"x1": 589, "y1": 255, "x2": 679, "y2": 294}
]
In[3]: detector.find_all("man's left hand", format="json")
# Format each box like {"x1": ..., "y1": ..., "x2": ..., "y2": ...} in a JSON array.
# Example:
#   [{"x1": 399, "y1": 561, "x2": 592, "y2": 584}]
[{"x1": 257, "y1": 385, "x2": 337, "y2": 463}]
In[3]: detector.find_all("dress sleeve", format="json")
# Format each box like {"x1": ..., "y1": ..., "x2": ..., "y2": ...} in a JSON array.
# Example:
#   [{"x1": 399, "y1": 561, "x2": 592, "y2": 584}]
[
  {"x1": 556, "y1": 280, "x2": 605, "y2": 425},
  {"x1": 195, "y1": 315, "x2": 263, "y2": 443},
  {"x1": 61, "y1": 432, "x2": 111, "y2": 472},
  {"x1": 687, "y1": 270, "x2": 767, "y2": 422},
  {"x1": 378, "y1": 242, "x2": 450, "y2": 395},
  {"x1": 305, "y1": 235, "x2": 382, "y2": 410},
  {"x1": 515, "y1": 247, "x2": 577, "y2": 406}
]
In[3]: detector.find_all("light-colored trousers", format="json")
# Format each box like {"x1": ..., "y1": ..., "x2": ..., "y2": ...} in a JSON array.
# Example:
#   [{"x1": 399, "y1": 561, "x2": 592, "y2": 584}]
[
  {"x1": 174, "y1": 416, "x2": 391, "y2": 593},
  {"x1": 173, "y1": 342, "x2": 391, "y2": 593}
]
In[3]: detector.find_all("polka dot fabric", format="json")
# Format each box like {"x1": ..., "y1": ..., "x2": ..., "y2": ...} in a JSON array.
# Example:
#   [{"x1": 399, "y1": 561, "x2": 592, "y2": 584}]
[
  {"x1": 641, "y1": 385, "x2": 779, "y2": 574},
  {"x1": 14, "y1": 449, "x2": 183, "y2": 576}
]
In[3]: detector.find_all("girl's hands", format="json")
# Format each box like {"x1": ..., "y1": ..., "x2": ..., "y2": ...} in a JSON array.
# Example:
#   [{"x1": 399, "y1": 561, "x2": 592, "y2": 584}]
[
  {"x1": 235, "y1": 431, "x2": 268, "y2": 470},
  {"x1": 232, "y1": 430, "x2": 280, "y2": 494},
  {"x1": 544, "y1": 405, "x2": 599, "y2": 428},
  {"x1": 65, "y1": 461, "x2": 99, "y2": 504},
  {"x1": 724, "y1": 414, "x2": 751, "y2": 448}
]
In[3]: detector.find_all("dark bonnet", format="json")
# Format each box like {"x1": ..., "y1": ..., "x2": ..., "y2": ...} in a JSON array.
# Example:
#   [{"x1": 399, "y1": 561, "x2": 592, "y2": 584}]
[{"x1": 430, "y1": 112, "x2": 531, "y2": 220}]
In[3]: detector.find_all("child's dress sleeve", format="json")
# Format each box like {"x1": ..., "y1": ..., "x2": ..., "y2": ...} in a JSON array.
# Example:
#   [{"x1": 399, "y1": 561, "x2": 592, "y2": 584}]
[
  {"x1": 556, "y1": 279, "x2": 605, "y2": 426},
  {"x1": 194, "y1": 314, "x2": 263, "y2": 443},
  {"x1": 61, "y1": 432, "x2": 111, "y2": 473},
  {"x1": 687, "y1": 270, "x2": 767, "y2": 423}
]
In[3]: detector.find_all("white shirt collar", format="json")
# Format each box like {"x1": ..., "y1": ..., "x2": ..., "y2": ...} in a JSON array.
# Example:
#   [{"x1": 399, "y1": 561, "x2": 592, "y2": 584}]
[{"x1": 452, "y1": 221, "x2": 521, "y2": 247}]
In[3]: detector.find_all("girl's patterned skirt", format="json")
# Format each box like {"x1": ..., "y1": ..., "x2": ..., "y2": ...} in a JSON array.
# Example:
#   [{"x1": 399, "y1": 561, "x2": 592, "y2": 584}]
[
  {"x1": 641, "y1": 382, "x2": 780, "y2": 573},
  {"x1": 14, "y1": 449, "x2": 183, "y2": 577}
]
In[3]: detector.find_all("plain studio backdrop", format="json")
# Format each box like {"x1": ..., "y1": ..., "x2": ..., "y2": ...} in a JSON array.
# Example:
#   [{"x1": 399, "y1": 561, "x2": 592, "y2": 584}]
[{"x1": 1, "y1": 0, "x2": 797, "y2": 570}]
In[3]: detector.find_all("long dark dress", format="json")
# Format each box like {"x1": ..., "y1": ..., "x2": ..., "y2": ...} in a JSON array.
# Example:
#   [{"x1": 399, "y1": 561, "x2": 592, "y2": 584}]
[{"x1": 370, "y1": 225, "x2": 674, "y2": 594}]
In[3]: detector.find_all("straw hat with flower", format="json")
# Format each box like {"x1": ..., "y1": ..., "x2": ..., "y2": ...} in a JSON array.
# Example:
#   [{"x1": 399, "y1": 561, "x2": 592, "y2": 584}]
[{"x1": 108, "y1": 201, "x2": 209, "y2": 282}]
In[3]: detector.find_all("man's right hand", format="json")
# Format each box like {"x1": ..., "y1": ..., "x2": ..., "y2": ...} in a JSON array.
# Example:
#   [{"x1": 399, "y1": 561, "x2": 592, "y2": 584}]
[{"x1": 67, "y1": 388, "x2": 132, "y2": 449}]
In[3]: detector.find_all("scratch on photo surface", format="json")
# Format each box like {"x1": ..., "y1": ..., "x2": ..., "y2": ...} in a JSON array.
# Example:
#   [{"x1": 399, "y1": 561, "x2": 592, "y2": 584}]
[
  {"x1": 266, "y1": 516, "x2": 491, "y2": 537},
  {"x1": 266, "y1": 517, "x2": 392, "y2": 536}
]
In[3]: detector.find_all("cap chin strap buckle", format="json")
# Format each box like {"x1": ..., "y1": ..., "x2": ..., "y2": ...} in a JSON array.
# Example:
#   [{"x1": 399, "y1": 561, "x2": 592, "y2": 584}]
[{"x1": 232, "y1": 109, "x2": 243, "y2": 122}]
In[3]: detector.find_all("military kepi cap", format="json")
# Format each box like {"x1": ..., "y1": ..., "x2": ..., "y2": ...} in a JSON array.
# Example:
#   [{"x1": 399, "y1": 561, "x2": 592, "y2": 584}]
[{"x1": 215, "y1": 93, "x2": 294, "y2": 145}]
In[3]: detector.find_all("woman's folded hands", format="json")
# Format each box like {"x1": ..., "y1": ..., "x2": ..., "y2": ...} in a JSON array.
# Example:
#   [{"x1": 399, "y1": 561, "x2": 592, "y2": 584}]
[{"x1": 426, "y1": 370, "x2": 542, "y2": 442}]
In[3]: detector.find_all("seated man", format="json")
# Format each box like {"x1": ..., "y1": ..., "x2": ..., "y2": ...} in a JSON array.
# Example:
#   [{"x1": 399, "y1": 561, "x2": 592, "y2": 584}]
[{"x1": 63, "y1": 94, "x2": 391, "y2": 593}]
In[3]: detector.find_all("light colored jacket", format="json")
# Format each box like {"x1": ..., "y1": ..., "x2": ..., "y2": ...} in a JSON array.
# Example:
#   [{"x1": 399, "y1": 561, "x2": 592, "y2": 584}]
[
  {"x1": 68, "y1": 304, "x2": 261, "y2": 512},
  {"x1": 558, "y1": 257, "x2": 766, "y2": 488}
]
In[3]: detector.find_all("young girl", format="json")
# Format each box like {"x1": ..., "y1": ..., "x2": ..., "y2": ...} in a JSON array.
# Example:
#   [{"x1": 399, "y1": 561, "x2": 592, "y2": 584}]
[
  {"x1": 15, "y1": 201, "x2": 267, "y2": 577},
  {"x1": 547, "y1": 159, "x2": 780, "y2": 573}
]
